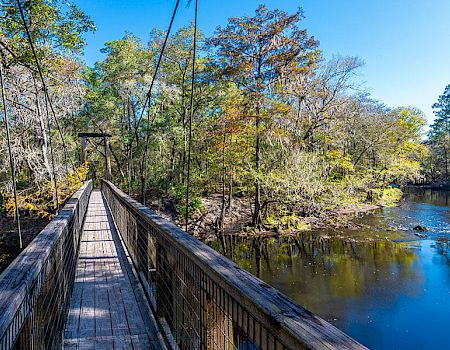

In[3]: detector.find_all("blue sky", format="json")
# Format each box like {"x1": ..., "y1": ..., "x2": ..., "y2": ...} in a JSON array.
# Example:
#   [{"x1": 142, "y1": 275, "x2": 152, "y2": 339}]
[{"x1": 74, "y1": 0, "x2": 450, "y2": 124}]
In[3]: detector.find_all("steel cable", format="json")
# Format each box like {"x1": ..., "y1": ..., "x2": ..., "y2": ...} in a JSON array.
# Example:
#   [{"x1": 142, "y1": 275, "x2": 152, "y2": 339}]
[
  {"x1": 139, "y1": 0, "x2": 181, "y2": 204},
  {"x1": 185, "y1": 0, "x2": 198, "y2": 231}
]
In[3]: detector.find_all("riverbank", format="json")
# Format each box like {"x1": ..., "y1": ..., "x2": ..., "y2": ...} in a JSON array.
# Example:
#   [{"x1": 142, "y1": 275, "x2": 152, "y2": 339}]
[
  {"x1": 147, "y1": 193, "x2": 392, "y2": 240},
  {"x1": 408, "y1": 182, "x2": 450, "y2": 190}
]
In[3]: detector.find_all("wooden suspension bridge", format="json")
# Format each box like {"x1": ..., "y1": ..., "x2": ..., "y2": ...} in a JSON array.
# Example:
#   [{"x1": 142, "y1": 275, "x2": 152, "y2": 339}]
[
  {"x1": 0, "y1": 171, "x2": 368, "y2": 349},
  {"x1": 0, "y1": 1, "x2": 368, "y2": 348}
]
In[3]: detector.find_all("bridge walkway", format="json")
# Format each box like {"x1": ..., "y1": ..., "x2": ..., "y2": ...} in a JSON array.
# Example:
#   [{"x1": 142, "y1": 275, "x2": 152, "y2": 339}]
[{"x1": 63, "y1": 190, "x2": 161, "y2": 350}]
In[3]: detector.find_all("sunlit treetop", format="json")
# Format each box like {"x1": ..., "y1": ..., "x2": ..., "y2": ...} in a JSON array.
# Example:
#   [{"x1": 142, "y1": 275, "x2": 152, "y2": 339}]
[{"x1": 0, "y1": 0, "x2": 96, "y2": 67}]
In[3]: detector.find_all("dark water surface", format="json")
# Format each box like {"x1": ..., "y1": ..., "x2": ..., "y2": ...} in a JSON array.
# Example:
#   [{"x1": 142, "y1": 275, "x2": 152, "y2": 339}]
[{"x1": 209, "y1": 189, "x2": 450, "y2": 349}]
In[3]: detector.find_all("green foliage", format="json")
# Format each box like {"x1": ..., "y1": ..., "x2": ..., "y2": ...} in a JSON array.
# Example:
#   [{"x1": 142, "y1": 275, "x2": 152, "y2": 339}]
[
  {"x1": 326, "y1": 150, "x2": 355, "y2": 180},
  {"x1": 370, "y1": 187, "x2": 403, "y2": 207},
  {"x1": 0, "y1": 3, "x2": 430, "y2": 234},
  {"x1": 265, "y1": 214, "x2": 311, "y2": 233},
  {"x1": 179, "y1": 198, "x2": 204, "y2": 220},
  {"x1": 0, "y1": 0, "x2": 95, "y2": 66},
  {"x1": 4, "y1": 164, "x2": 89, "y2": 219}
]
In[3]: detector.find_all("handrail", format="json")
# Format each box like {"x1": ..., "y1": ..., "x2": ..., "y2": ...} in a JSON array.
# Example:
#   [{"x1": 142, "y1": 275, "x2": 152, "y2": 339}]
[
  {"x1": 0, "y1": 180, "x2": 93, "y2": 349},
  {"x1": 101, "y1": 180, "x2": 367, "y2": 350}
]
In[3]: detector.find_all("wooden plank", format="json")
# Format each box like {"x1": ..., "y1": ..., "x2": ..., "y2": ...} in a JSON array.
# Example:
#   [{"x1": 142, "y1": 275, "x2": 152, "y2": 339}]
[
  {"x1": 77, "y1": 338, "x2": 95, "y2": 350},
  {"x1": 64, "y1": 257, "x2": 85, "y2": 341},
  {"x1": 94, "y1": 336, "x2": 114, "y2": 350},
  {"x1": 104, "y1": 245, "x2": 129, "y2": 337},
  {"x1": 113, "y1": 335, "x2": 133, "y2": 350},
  {"x1": 131, "y1": 334, "x2": 150, "y2": 350},
  {"x1": 64, "y1": 189, "x2": 162, "y2": 349},
  {"x1": 78, "y1": 259, "x2": 95, "y2": 339},
  {"x1": 63, "y1": 338, "x2": 78, "y2": 350},
  {"x1": 94, "y1": 257, "x2": 112, "y2": 337},
  {"x1": 104, "y1": 207, "x2": 148, "y2": 336}
]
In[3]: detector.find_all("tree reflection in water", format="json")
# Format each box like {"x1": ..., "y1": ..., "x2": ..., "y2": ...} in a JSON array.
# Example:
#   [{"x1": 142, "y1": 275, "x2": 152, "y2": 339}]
[
  {"x1": 210, "y1": 234, "x2": 427, "y2": 345},
  {"x1": 214, "y1": 235, "x2": 420, "y2": 303},
  {"x1": 209, "y1": 189, "x2": 450, "y2": 349}
]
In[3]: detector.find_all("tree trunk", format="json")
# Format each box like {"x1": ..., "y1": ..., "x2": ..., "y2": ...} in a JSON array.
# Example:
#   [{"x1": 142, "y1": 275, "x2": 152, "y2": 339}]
[
  {"x1": 33, "y1": 78, "x2": 52, "y2": 179},
  {"x1": 444, "y1": 145, "x2": 448, "y2": 179},
  {"x1": 227, "y1": 172, "x2": 233, "y2": 212},
  {"x1": 252, "y1": 103, "x2": 262, "y2": 227},
  {"x1": 140, "y1": 157, "x2": 146, "y2": 204},
  {"x1": 217, "y1": 133, "x2": 227, "y2": 234},
  {"x1": 33, "y1": 76, "x2": 57, "y2": 207}
]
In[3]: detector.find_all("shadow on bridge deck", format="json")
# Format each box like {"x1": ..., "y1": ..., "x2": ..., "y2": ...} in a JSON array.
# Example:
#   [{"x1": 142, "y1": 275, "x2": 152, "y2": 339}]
[{"x1": 63, "y1": 190, "x2": 162, "y2": 350}]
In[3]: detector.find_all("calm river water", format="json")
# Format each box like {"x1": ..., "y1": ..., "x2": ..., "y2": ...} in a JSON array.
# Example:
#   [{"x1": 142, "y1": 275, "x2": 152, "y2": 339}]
[{"x1": 209, "y1": 189, "x2": 450, "y2": 349}]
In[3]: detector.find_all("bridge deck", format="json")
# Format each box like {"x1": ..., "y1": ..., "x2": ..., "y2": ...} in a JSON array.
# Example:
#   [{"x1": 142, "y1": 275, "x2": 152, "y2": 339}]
[{"x1": 63, "y1": 190, "x2": 160, "y2": 350}]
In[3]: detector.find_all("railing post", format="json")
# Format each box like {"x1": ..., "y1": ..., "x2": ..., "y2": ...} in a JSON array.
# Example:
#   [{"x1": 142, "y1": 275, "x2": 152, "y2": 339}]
[
  {"x1": 104, "y1": 136, "x2": 112, "y2": 181},
  {"x1": 156, "y1": 242, "x2": 174, "y2": 329},
  {"x1": 81, "y1": 135, "x2": 87, "y2": 164}
]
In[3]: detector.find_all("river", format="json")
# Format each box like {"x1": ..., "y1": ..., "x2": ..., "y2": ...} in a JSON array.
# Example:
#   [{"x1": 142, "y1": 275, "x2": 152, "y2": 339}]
[{"x1": 208, "y1": 189, "x2": 450, "y2": 349}]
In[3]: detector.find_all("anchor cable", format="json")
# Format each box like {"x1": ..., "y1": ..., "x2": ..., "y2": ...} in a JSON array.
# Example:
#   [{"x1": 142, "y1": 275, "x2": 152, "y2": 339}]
[{"x1": 44, "y1": 92, "x2": 60, "y2": 212}]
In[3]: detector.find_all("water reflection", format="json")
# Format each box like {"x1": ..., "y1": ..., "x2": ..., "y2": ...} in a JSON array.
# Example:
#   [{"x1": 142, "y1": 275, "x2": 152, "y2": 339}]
[
  {"x1": 211, "y1": 235, "x2": 422, "y2": 317},
  {"x1": 434, "y1": 238, "x2": 450, "y2": 268},
  {"x1": 209, "y1": 189, "x2": 450, "y2": 349},
  {"x1": 404, "y1": 187, "x2": 450, "y2": 206}
]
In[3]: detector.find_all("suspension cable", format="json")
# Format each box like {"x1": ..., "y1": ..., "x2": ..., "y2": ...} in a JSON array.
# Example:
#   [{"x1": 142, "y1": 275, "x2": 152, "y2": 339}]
[
  {"x1": 44, "y1": 91, "x2": 60, "y2": 212},
  {"x1": 185, "y1": 0, "x2": 198, "y2": 232},
  {"x1": 16, "y1": 0, "x2": 78, "y2": 179},
  {"x1": 134, "y1": 0, "x2": 181, "y2": 140},
  {"x1": 15, "y1": 0, "x2": 62, "y2": 211},
  {"x1": 0, "y1": 63, "x2": 23, "y2": 249},
  {"x1": 140, "y1": 0, "x2": 181, "y2": 204}
]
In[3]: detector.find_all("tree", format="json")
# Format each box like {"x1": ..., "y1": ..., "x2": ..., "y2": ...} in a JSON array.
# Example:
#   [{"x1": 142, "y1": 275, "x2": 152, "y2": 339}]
[
  {"x1": 211, "y1": 5, "x2": 320, "y2": 226},
  {"x1": 0, "y1": 0, "x2": 95, "y2": 216},
  {"x1": 428, "y1": 85, "x2": 450, "y2": 180},
  {"x1": 81, "y1": 34, "x2": 155, "y2": 191}
]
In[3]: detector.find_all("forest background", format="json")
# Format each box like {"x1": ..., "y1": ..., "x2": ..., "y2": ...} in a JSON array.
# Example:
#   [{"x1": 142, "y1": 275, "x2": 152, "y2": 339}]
[{"x1": 0, "y1": 0, "x2": 449, "y2": 243}]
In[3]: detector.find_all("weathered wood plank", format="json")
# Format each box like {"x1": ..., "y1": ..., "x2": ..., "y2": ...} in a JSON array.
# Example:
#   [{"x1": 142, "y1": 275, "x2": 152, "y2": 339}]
[
  {"x1": 113, "y1": 335, "x2": 133, "y2": 350},
  {"x1": 94, "y1": 335, "x2": 114, "y2": 350},
  {"x1": 62, "y1": 338, "x2": 78, "y2": 350},
  {"x1": 64, "y1": 257, "x2": 85, "y2": 341},
  {"x1": 63, "y1": 190, "x2": 158, "y2": 349},
  {"x1": 131, "y1": 334, "x2": 151, "y2": 350},
  {"x1": 94, "y1": 258, "x2": 112, "y2": 337}
]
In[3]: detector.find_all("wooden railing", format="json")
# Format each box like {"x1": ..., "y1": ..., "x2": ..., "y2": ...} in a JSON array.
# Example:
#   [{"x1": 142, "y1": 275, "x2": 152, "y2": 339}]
[
  {"x1": 0, "y1": 181, "x2": 92, "y2": 349},
  {"x1": 102, "y1": 180, "x2": 367, "y2": 350}
]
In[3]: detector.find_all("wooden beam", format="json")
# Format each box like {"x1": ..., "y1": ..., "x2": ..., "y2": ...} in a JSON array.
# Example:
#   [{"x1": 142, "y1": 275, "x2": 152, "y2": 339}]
[
  {"x1": 81, "y1": 136, "x2": 87, "y2": 164},
  {"x1": 78, "y1": 132, "x2": 112, "y2": 138},
  {"x1": 104, "y1": 136, "x2": 112, "y2": 181}
]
